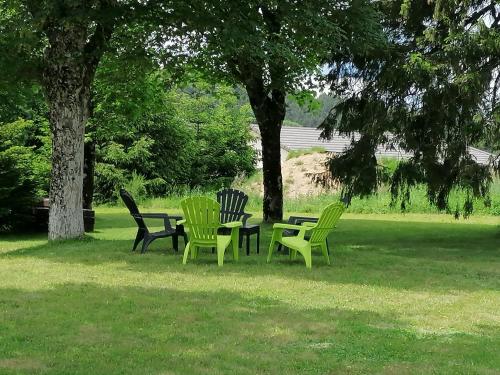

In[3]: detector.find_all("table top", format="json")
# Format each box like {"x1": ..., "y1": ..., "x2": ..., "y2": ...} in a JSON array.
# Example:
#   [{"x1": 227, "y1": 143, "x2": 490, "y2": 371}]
[
  {"x1": 241, "y1": 224, "x2": 260, "y2": 230},
  {"x1": 288, "y1": 216, "x2": 319, "y2": 224}
]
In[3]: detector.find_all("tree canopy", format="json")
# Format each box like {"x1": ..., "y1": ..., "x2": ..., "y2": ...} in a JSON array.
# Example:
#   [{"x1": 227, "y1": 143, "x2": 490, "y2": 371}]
[
  {"x1": 155, "y1": 0, "x2": 385, "y2": 221},
  {"x1": 320, "y1": 0, "x2": 500, "y2": 217}
]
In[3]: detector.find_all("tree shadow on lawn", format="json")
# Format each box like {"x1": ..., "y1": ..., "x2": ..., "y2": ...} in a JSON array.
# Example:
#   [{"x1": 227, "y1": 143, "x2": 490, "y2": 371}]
[
  {"x1": 94, "y1": 211, "x2": 500, "y2": 257},
  {"x1": 1, "y1": 216, "x2": 499, "y2": 293},
  {"x1": 1, "y1": 283, "x2": 499, "y2": 375},
  {"x1": 94, "y1": 210, "x2": 184, "y2": 230}
]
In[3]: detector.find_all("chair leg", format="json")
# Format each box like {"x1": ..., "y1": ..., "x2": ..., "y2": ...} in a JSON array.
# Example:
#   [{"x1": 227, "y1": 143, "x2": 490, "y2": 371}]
[
  {"x1": 172, "y1": 234, "x2": 179, "y2": 252},
  {"x1": 257, "y1": 228, "x2": 260, "y2": 254},
  {"x1": 141, "y1": 235, "x2": 153, "y2": 253},
  {"x1": 246, "y1": 233, "x2": 250, "y2": 256},
  {"x1": 267, "y1": 230, "x2": 279, "y2": 263},
  {"x1": 321, "y1": 242, "x2": 330, "y2": 265},
  {"x1": 133, "y1": 230, "x2": 144, "y2": 251},
  {"x1": 182, "y1": 242, "x2": 191, "y2": 264},
  {"x1": 231, "y1": 228, "x2": 240, "y2": 261},
  {"x1": 217, "y1": 244, "x2": 225, "y2": 266},
  {"x1": 303, "y1": 247, "x2": 312, "y2": 269}
]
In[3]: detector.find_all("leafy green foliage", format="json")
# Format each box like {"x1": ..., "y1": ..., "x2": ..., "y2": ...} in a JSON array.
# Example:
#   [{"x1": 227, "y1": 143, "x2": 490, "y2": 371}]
[
  {"x1": 237, "y1": 88, "x2": 338, "y2": 128},
  {"x1": 90, "y1": 55, "x2": 256, "y2": 203},
  {"x1": 160, "y1": 0, "x2": 385, "y2": 221},
  {"x1": 0, "y1": 119, "x2": 50, "y2": 230},
  {"x1": 321, "y1": 0, "x2": 500, "y2": 217},
  {"x1": 169, "y1": 0, "x2": 383, "y2": 92},
  {"x1": 285, "y1": 93, "x2": 338, "y2": 128}
]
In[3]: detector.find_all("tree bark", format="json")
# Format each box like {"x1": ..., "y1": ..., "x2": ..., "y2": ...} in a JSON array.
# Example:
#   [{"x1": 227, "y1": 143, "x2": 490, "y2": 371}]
[
  {"x1": 246, "y1": 86, "x2": 286, "y2": 222},
  {"x1": 36, "y1": 0, "x2": 114, "y2": 240},
  {"x1": 259, "y1": 117, "x2": 284, "y2": 222},
  {"x1": 236, "y1": 6, "x2": 286, "y2": 222},
  {"x1": 43, "y1": 25, "x2": 90, "y2": 240}
]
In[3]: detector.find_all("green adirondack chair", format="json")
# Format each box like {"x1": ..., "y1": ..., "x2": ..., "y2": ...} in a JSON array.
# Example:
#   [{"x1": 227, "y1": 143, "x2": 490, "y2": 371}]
[
  {"x1": 180, "y1": 197, "x2": 242, "y2": 266},
  {"x1": 267, "y1": 202, "x2": 345, "y2": 268}
]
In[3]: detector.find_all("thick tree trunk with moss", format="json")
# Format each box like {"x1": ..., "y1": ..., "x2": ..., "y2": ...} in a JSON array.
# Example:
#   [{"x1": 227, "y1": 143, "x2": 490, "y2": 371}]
[
  {"x1": 41, "y1": 15, "x2": 112, "y2": 240},
  {"x1": 247, "y1": 86, "x2": 286, "y2": 222},
  {"x1": 43, "y1": 26, "x2": 90, "y2": 240}
]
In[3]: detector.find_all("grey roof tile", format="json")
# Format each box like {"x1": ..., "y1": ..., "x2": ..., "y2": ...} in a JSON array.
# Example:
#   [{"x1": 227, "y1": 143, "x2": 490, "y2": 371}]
[{"x1": 251, "y1": 125, "x2": 495, "y2": 165}]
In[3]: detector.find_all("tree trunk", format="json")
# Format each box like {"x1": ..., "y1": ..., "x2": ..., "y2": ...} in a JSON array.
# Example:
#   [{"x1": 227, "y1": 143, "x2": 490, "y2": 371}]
[
  {"x1": 259, "y1": 120, "x2": 284, "y2": 221},
  {"x1": 247, "y1": 87, "x2": 286, "y2": 222},
  {"x1": 42, "y1": 26, "x2": 90, "y2": 240},
  {"x1": 83, "y1": 140, "x2": 96, "y2": 210}
]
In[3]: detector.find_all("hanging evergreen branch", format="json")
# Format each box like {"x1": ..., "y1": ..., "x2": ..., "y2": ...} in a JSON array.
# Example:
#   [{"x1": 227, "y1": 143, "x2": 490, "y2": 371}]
[{"x1": 320, "y1": 0, "x2": 499, "y2": 217}]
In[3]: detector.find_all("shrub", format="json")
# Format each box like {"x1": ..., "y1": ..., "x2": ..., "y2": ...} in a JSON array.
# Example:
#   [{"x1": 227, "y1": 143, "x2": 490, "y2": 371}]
[
  {"x1": 94, "y1": 163, "x2": 126, "y2": 204},
  {"x1": 0, "y1": 119, "x2": 50, "y2": 230},
  {"x1": 92, "y1": 75, "x2": 256, "y2": 203},
  {"x1": 123, "y1": 172, "x2": 148, "y2": 203}
]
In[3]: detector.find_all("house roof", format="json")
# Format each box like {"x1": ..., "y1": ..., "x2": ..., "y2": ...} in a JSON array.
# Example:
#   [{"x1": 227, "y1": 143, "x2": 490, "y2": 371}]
[{"x1": 250, "y1": 125, "x2": 495, "y2": 166}]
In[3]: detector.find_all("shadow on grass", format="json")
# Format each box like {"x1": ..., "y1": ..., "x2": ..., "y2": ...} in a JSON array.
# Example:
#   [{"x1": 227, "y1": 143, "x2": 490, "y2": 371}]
[
  {"x1": 1, "y1": 213, "x2": 499, "y2": 293},
  {"x1": 94, "y1": 209, "x2": 184, "y2": 230},
  {"x1": 1, "y1": 283, "x2": 499, "y2": 374}
]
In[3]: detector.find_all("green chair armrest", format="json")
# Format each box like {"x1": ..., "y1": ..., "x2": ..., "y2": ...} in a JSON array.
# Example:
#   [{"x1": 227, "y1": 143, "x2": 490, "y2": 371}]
[
  {"x1": 273, "y1": 223, "x2": 314, "y2": 231},
  {"x1": 221, "y1": 221, "x2": 242, "y2": 228},
  {"x1": 177, "y1": 219, "x2": 186, "y2": 225}
]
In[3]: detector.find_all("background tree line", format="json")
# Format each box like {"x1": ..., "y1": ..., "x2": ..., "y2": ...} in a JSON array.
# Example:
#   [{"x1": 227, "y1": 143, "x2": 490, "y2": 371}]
[
  {"x1": 0, "y1": 61, "x2": 256, "y2": 230},
  {"x1": 1, "y1": 0, "x2": 498, "y2": 237},
  {"x1": 320, "y1": 0, "x2": 499, "y2": 217}
]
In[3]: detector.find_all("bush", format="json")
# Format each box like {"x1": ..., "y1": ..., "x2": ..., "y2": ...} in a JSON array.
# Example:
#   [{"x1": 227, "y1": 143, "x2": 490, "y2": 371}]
[
  {"x1": 91, "y1": 72, "x2": 256, "y2": 203},
  {"x1": 0, "y1": 119, "x2": 50, "y2": 230},
  {"x1": 124, "y1": 172, "x2": 148, "y2": 203},
  {"x1": 93, "y1": 163, "x2": 126, "y2": 204}
]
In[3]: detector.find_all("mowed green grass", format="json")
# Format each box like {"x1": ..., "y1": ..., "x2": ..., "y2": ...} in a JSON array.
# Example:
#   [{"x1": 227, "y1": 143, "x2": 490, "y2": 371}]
[{"x1": 0, "y1": 208, "x2": 499, "y2": 374}]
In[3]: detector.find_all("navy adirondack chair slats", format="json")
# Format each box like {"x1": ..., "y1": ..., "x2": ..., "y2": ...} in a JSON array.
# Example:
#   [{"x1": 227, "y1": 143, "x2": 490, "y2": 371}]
[
  {"x1": 217, "y1": 188, "x2": 260, "y2": 254},
  {"x1": 216, "y1": 188, "x2": 252, "y2": 225}
]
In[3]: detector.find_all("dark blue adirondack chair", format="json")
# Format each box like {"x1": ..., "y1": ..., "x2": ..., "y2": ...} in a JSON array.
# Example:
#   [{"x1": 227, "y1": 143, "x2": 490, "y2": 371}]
[
  {"x1": 120, "y1": 189, "x2": 187, "y2": 253},
  {"x1": 217, "y1": 188, "x2": 260, "y2": 255}
]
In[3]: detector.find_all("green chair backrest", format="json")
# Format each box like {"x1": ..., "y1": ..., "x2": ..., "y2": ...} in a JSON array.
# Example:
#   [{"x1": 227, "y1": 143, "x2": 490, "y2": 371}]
[
  {"x1": 309, "y1": 202, "x2": 345, "y2": 244},
  {"x1": 181, "y1": 197, "x2": 221, "y2": 242}
]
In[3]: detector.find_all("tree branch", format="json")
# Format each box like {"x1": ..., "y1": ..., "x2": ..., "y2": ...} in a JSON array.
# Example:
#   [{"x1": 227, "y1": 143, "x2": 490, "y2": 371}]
[
  {"x1": 464, "y1": 2, "x2": 495, "y2": 26},
  {"x1": 83, "y1": 0, "x2": 117, "y2": 84}
]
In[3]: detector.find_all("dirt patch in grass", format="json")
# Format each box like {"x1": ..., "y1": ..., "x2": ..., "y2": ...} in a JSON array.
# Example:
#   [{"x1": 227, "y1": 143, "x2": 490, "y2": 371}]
[
  {"x1": 76, "y1": 323, "x2": 112, "y2": 345},
  {"x1": 381, "y1": 363, "x2": 434, "y2": 374},
  {"x1": 0, "y1": 358, "x2": 46, "y2": 371}
]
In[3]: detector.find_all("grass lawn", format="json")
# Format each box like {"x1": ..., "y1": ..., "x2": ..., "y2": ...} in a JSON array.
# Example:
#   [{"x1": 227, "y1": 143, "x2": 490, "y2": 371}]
[{"x1": 0, "y1": 208, "x2": 499, "y2": 374}]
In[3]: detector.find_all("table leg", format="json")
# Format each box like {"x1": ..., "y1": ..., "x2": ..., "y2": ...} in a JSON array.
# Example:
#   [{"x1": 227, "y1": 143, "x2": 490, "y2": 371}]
[{"x1": 257, "y1": 228, "x2": 260, "y2": 254}]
